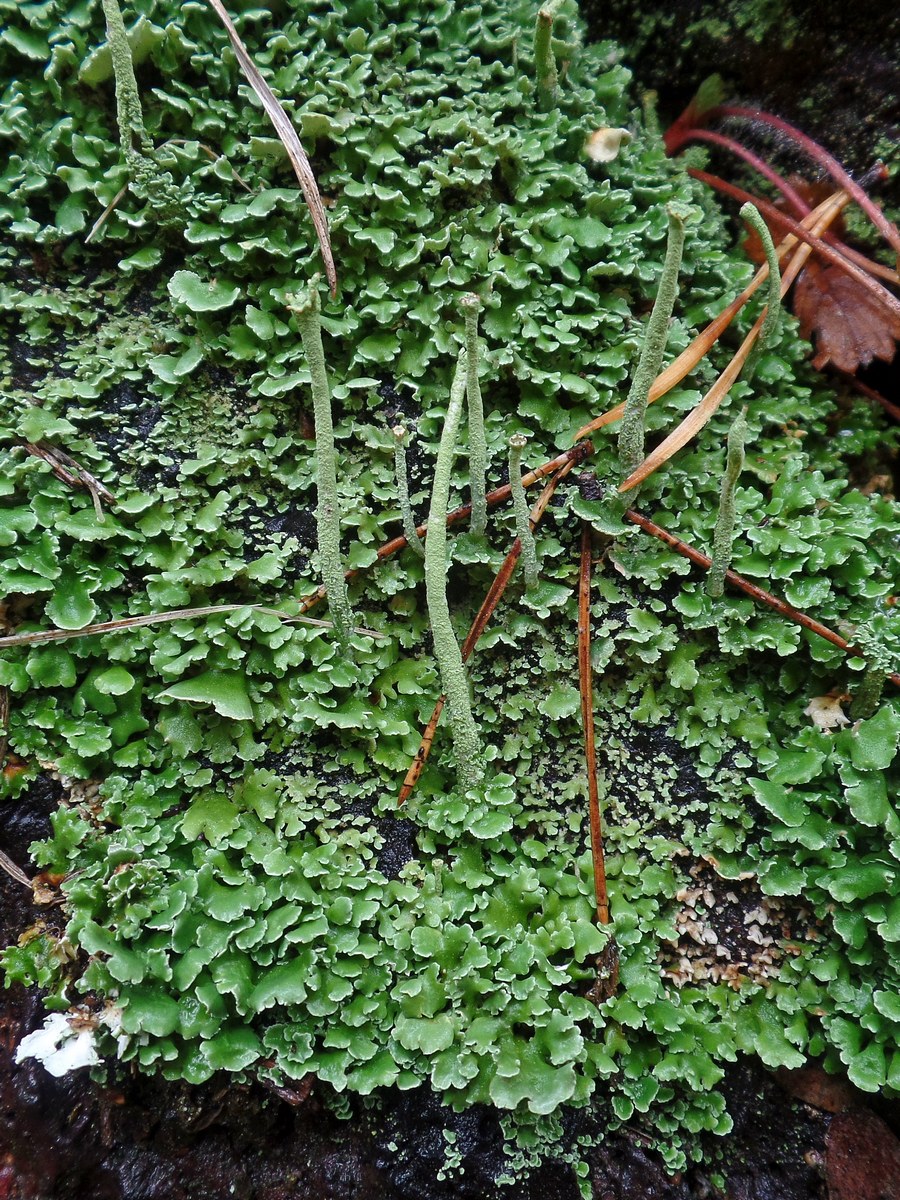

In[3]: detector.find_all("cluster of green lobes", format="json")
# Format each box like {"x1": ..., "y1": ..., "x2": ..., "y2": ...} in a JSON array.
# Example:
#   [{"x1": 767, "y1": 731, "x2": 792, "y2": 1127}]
[{"x1": 0, "y1": 0, "x2": 899, "y2": 1179}]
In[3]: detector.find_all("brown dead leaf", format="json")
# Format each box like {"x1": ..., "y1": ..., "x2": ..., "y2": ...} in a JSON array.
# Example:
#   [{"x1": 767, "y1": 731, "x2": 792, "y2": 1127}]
[
  {"x1": 827, "y1": 1110, "x2": 900, "y2": 1200},
  {"x1": 740, "y1": 176, "x2": 900, "y2": 373},
  {"x1": 793, "y1": 257, "x2": 900, "y2": 373}
]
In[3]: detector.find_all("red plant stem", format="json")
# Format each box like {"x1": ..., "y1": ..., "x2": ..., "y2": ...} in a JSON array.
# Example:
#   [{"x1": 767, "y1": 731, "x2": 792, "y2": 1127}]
[
  {"x1": 578, "y1": 522, "x2": 610, "y2": 925},
  {"x1": 705, "y1": 106, "x2": 900, "y2": 263},
  {"x1": 832, "y1": 370, "x2": 900, "y2": 423},
  {"x1": 622, "y1": 506, "x2": 900, "y2": 689},
  {"x1": 397, "y1": 461, "x2": 575, "y2": 806},
  {"x1": 669, "y1": 126, "x2": 811, "y2": 217},
  {"x1": 297, "y1": 441, "x2": 594, "y2": 613},
  {"x1": 689, "y1": 169, "x2": 900, "y2": 323}
]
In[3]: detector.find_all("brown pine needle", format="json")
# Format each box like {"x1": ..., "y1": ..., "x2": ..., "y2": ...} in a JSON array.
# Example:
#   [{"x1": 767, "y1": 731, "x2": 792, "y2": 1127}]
[
  {"x1": 578, "y1": 523, "x2": 611, "y2": 925},
  {"x1": 0, "y1": 849, "x2": 31, "y2": 889},
  {"x1": 690, "y1": 169, "x2": 900, "y2": 296},
  {"x1": 619, "y1": 190, "x2": 850, "y2": 493},
  {"x1": 205, "y1": 0, "x2": 337, "y2": 297},
  {"x1": 0, "y1": 604, "x2": 380, "y2": 650},
  {"x1": 298, "y1": 441, "x2": 594, "y2": 614},
  {"x1": 621, "y1": 504, "x2": 900, "y2": 689},
  {"x1": 575, "y1": 190, "x2": 849, "y2": 445},
  {"x1": 397, "y1": 461, "x2": 575, "y2": 806}
]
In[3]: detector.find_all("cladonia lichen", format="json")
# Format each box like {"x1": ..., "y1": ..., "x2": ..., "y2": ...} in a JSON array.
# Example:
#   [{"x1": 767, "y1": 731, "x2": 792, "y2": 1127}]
[
  {"x1": 0, "y1": 0, "x2": 898, "y2": 1184},
  {"x1": 425, "y1": 350, "x2": 484, "y2": 789}
]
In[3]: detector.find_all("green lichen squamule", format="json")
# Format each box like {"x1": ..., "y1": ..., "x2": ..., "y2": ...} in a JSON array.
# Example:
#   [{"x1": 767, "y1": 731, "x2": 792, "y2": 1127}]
[
  {"x1": 288, "y1": 277, "x2": 354, "y2": 641},
  {"x1": 509, "y1": 434, "x2": 538, "y2": 590},
  {"x1": 617, "y1": 203, "x2": 690, "y2": 488},
  {"x1": 425, "y1": 350, "x2": 484, "y2": 790},
  {"x1": 707, "y1": 407, "x2": 748, "y2": 598},
  {"x1": 391, "y1": 425, "x2": 425, "y2": 557},
  {"x1": 739, "y1": 202, "x2": 782, "y2": 381},
  {"x1": 460, "y1": 293, "x2": 488, "y2": 537}
]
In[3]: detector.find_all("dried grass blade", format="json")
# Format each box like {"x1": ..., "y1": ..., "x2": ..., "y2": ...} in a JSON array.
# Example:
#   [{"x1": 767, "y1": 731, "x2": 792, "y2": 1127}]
[
  {"x1": 0, "y1": 685, "x2": 8, "y2": 773},
  {"x1": 22, "y1": 442, "x2": 116, "y2": 505},
  {"x1": 205, "y1": 0, "x2": 337, "y2": 297},
  {"x1": 619, "y1": 191, "x2": 850, "y2": 493},
  {"x1": 0, "y1": 604, "x2": 381, "y2": 650},
  {"x1": 398, "y1": 462, "x2": 575, "y2": 805},
  {"x1": 0, "y1": 849, "x2": 31, "y2": 888}
]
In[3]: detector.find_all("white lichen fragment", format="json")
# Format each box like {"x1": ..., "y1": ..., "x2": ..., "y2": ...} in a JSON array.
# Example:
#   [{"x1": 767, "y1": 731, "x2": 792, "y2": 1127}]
[
  {"x1": 14, "y1": 1004, "x2": 124, "y2": 1078},
  {"x1": 584, "y1": 126, "x2": 632, "y2": 162},
  {"x1": 15, "y1": 1012, "x2": 101, "y2": 1077},
  {"x1": 804, "y1": 694, "x2": 850, "y2": 732}
]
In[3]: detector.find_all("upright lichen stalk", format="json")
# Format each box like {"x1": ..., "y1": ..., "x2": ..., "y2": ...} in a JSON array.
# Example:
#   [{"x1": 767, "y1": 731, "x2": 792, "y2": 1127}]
[
  {"x1": 533, "y1": 0, "x2": 564, "y2": 107},
  {"x1": 425, "y1": 352, "x2": 484, "y2": 790},
  {"x1": 739, "y1": 201, "x2": 782, "y2": 380},
  {"x1": 288, "y1": 277, "x2": 353, "y2": 641},
  {"x1": 707, "y1": 408, "x2": 747, "y2": 597},
  {"x1": 460, "y1": 294, "x2": 488, "y2": 537},
  {"x1": 391, "y1": 425, "x2": 425, "y2": 558},
  {"x1": 618, "y1": 203, "x2": 690, "y2": 490},
  {"x1": 100, "y1": 0, "x2": 180, "y2": 221},
  {"x1": 508, "y1": 434, "x2": 538, "y2": 590},
  {"x1": 101, "y1": 0, "x2": 149, "y2": 158}
]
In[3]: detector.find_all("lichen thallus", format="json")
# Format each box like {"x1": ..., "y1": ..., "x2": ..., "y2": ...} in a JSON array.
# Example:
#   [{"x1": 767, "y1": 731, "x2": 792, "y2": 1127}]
[{"x1": 288, "y1": 183, "x2": 900, "y2": 934}]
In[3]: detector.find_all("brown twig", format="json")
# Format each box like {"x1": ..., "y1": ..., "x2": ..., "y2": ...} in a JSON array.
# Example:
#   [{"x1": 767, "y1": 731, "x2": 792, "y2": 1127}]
[
  {"x1": 578, "y1": 523, "x2": 611, "y2": 925},
  {"x1": 397, "y1": 461, "x2": 576, "y2": 806},
  {"x1": 22, "y1": 442, "x2": 116, "y2": 519},
  {"x1": 688, "y1": 169, "x2": 900, "y2": 305},
  {"x1": 619, "y1": 190, "x2": 849, "y2": 493},
  {"x1": 205, "y1": 0, "x2": 337, "y2": 297},
  {"x1": 622, "y1": 505, "x2": 900, "y2": 689},
  {"x1": 704, "y1": 106, "x2": 900, "y2": 266},
  {"x1": 298, "y1": 441, "x2": 594, "y2": 614},
  {"x1": 575, "y1": 190, "x2": 849, "y2": 446}
]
